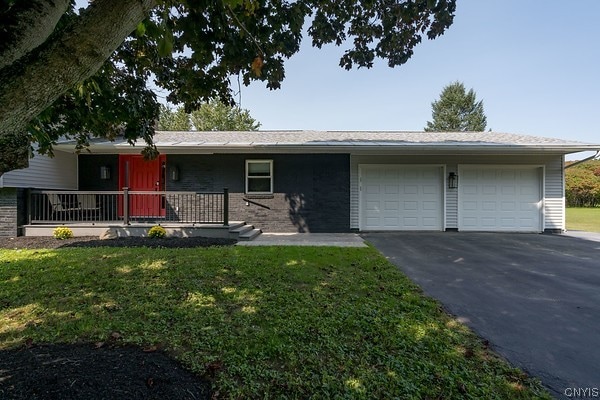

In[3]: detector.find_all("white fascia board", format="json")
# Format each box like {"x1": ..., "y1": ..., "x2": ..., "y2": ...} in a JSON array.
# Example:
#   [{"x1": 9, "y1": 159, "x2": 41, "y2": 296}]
[{"x1": 53, "y1": 141, "x2": 600, "y2": 155}]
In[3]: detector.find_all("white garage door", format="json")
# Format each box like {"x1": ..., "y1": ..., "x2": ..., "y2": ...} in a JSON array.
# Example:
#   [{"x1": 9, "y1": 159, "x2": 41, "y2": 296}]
[
  {"x1": 459, "y1": 166, "x2": 542, "y2": 232},
  {"x1": 360, "y1": 165, "x2": 443, "y2": 231}
]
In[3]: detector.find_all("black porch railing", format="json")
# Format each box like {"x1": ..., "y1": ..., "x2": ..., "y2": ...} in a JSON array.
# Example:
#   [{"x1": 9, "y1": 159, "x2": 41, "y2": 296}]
[{"x1": 28, "y1": 188, "x2": 229, "y2": 226}]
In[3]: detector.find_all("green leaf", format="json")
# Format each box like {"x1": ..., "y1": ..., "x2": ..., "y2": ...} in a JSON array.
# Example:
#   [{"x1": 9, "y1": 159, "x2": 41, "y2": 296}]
[
  {"x1": 136, "y1": 22, "x2": 147, "y2": 37},
  {"x1": 157, "y1": 29, "x2": 174, "y2": 58}
]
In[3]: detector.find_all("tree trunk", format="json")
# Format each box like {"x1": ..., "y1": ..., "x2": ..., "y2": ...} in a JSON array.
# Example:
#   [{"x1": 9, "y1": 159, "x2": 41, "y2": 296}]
[{"x1": 0, "y1": 0, "x2": 158, "y2": 175}]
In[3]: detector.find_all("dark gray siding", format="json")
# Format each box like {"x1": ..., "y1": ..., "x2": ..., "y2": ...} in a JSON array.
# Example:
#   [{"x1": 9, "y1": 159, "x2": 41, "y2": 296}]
[
  {"x1": 167, "y1": 154, "x2": 350, "y2": 232},
  {"x1": 78, "y1": 155, "x2": 119, "y2": 191}
]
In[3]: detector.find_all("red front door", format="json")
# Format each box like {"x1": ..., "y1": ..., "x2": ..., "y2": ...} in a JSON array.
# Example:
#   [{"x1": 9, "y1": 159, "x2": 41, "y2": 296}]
[{"x1": 119, "y1": 155, "x2": 166, "y2": 217}]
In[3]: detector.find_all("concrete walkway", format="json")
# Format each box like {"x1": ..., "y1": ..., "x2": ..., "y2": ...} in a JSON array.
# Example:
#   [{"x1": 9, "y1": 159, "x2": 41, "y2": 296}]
[
  {"x1": 236, "y1": 233, "x2": 367, "y2": 247},
  {"x1": 563, "y1": 230, "x2": 600, "y2": 243}
]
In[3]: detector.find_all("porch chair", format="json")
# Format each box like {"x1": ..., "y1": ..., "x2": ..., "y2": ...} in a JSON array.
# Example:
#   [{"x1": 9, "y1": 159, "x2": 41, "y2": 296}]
[
  {"x1": 77, "y1": 194, "x2": 101, "y2": 220},
  {"x1": 47, "y1": 193, "x2": 81, "y2": 221}
]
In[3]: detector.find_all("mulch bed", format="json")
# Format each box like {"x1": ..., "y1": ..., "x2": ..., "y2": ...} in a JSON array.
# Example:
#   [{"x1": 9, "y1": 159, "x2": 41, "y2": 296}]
[
  {"x1": 0, "y1": 344, "x2": 211, "y2": 400},
  {"x1": 0, "y1": 235, "x2": 235, "y2": 399},
  {"x1": 0, "y1": 235, "x2": 237, "y2": 250}
]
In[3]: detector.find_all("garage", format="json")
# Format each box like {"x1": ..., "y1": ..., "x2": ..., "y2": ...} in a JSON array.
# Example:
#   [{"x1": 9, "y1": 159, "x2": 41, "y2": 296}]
[
  {"x1": 459, "y1": 166, "x2": 542, "y2": 232},
  {"x1": 359, "y1": 165, "x2": 444, "y2": 231}
]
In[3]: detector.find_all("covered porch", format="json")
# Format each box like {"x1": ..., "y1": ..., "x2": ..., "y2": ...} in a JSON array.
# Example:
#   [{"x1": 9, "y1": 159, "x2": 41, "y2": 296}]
[{"x1": 23, "y1": 189, "x2": 261, "y2": 240}]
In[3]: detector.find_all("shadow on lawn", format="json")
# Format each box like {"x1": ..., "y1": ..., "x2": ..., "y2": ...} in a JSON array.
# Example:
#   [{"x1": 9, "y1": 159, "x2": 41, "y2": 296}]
[{"x1": 0, "y1": 247, "x2": 549, "y2": 399}]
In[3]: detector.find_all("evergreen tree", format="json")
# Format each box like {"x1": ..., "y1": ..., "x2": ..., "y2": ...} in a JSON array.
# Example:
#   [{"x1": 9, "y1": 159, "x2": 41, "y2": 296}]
[{"x1": 425, "y1": 82, "x2": 487, "y2": 132}]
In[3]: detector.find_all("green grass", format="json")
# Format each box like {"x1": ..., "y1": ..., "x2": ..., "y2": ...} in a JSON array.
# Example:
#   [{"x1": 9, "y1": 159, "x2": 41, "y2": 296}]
[
  {"x1": 567, "y1": 207, "x2": 600, "y2": 232},
  {"x1": 0, "y1": 246, "x2": 550, "y2": 399}
]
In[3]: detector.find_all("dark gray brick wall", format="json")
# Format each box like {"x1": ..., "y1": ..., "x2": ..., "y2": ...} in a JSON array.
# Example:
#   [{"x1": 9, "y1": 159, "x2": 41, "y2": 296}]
[
  {"x1": 76, "y1": 153, "x2": 350, "y2": 232},
  {"x1": 167, "y1": 154, "x2": 350, "y2": 232},
  {"x1": 0, "y1": 188, "x2": 18, "y2": 237}
]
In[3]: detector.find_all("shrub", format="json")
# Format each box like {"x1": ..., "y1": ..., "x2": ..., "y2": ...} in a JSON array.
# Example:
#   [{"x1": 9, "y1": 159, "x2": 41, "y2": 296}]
[
  {"x1": 565, "y1": 160, "x2": 600, "y2": 207},
  {"x1": 148, "y1": 225, "x2": 167, "y2": 239},
  {"x1": 53, "y1": 226, "x2": 74, "y2": 240}
]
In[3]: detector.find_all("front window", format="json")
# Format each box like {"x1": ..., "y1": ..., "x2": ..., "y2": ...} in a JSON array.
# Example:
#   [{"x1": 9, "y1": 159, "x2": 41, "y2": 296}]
[{"x1": 246, "y1": 160, "x2": 273, "y2": 194}]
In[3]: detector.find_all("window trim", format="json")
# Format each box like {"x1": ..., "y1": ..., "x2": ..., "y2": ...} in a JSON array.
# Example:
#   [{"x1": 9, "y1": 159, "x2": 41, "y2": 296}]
[{"x1": 245, "y1": 159, "x2": 273, "y2": 194}]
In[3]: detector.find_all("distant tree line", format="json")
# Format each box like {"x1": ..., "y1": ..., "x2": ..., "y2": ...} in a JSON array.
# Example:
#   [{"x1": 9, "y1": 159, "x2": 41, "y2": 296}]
[
  {"x1": 565, "y1": 160, "x2": 600, "y2": 207},
  {"x1": 158, "y1": 100, "x2": 260, "y2": 131}
]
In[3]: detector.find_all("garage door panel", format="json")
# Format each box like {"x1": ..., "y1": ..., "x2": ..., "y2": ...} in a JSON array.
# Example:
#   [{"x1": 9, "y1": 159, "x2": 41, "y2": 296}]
[
  {"x1": 520, "y1": 186, "x2": 535, "y2": 195},
  {"x1": 463, "y1": 201, "x2": 478, "y2": 211},
  {"x1": 459, "y1": 166, "x2": 541, "y2": 232},
  {"x1": 360, "y1": 165, "x2": 443, "y2": 231},
  {"x1": 501, "y1": 186, "x2": 515, "y2": 195},
  {"x1": 500, "y1": 202, "x2": 516, "y2": 211},
  {"x1": 482, "y1": 217, "x2": 496, "y2": 227},
  {"x1": 385, "y1": 185, "x2": 399, "y2": 194},
  {"x1": 422, "y1": 217, "x2": 438, "y2": 228},
  {"x1": 403, "y1": 201, "x2": 418, "y2": 211},
  {"x1": 482, "y1": 185, "x2": 497, "y2": 195},
  {"x1": 403, "y1": 217, "x2": 418, "y2": 227},
  {"x1": 422, "y1": 185, "x2": 437, "y2": 195},
  {"x1": 423, "y1": 201, "x2": 437, "y2": 211},
  {"x1": 482, "y1": 201, "x2": 496, "y2": 211},
  {"x1": 384, "y1": 217, "x2": 399, "y2": 227},
  {"x1": 463, "y1": 185, "x2": 478, "y2": 195},
  {"x1": 403, "y1": 185, "x2": 418, "y2": 194}
]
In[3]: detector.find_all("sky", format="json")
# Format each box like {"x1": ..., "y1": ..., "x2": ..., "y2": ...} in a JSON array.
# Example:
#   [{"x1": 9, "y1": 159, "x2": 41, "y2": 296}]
[{"x1": 232, "y1": 1, "x2": 600, "y2": 159}]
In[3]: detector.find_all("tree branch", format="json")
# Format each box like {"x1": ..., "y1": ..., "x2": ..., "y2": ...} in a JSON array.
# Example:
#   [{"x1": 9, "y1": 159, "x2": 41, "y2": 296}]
[
  {"x1": 0, "y1": 0, "x2": 71, "y2": 70},
  {"x1": 0, "y1": 0, "x2": 158, "y2": 135}
]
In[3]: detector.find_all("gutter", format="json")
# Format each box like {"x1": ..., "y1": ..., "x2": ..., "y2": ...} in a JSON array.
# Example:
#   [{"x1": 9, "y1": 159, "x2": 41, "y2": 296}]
[{"x1": 565, "y1": 150, "x2": 600, "y2": 169}]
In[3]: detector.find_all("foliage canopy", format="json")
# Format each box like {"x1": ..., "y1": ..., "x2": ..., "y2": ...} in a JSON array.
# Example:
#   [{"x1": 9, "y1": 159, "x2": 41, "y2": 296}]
[
  {"x1": 0, "y1": 0, "x2": 456, "y2": 174},
  {"x1": 159, "y1": 100, "x2": 260, "y2": 131},
  {"x1": 565, "y1": 160, "x2": 600, "y2": 207}
]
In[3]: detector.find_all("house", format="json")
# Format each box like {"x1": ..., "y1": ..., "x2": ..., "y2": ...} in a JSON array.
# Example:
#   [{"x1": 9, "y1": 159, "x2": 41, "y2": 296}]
[{"x1": 1, "y1": 130, "x2": 598, "y2": 237}]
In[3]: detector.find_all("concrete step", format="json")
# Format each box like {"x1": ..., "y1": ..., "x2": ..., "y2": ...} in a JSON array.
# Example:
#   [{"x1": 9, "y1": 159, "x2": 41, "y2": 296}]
[
  {"x1": 228, "y1": 222, "x2": 262, "y2": 241},
  {"x1": 229, "y1": 224, "x2": 253, "y2": 235},
  {"x1": 238, "y1": 228, "x2": 262, "y2": 241},
  {"x1": 227, "y1": 221, "x2": 246, "y2": 230}
]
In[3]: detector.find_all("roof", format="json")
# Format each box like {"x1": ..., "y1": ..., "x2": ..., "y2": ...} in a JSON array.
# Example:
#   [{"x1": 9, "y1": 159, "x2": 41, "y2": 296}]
[{"x1": 53, "y1": 130, "x2": 600, "y2": 155}]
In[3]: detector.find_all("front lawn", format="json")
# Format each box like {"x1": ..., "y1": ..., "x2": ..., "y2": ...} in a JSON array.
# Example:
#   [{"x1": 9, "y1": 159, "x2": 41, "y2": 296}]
[
  {"x1": 566, "y1": 207, "x2": 600, "y2": 232},
  {"x1": 0, "y1": 246, "x2": 550, "y2": 399}
]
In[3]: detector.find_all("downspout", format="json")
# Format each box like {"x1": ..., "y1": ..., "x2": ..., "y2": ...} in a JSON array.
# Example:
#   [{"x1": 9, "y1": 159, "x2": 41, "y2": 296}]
[{"x1": 565, "y1": 150, "x2": 600, "y2": 169}]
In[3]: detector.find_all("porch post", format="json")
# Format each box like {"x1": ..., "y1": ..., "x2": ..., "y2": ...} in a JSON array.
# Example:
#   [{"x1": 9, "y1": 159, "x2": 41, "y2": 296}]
[
  {"x1": 25, "y1": 188, "x2": 32, "y2": 224},
  {"x1": 123, "y1": 187, "x2": 130, "y2": 225},
  {"x1": 223, "y1": 188, "x2": 229, "y2": 226}
]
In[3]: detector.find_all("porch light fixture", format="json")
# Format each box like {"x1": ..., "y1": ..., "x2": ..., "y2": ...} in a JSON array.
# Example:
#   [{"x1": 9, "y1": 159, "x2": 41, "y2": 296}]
[
  {"x1": 170, "y1": 166, "x2": 180, "y2": 181},
  {"x1": 100, "y1": 166, "x2": 111, "y2": 180},
  {"x1": 448, "y1": 172, "x2": 458, "y2": 189}
]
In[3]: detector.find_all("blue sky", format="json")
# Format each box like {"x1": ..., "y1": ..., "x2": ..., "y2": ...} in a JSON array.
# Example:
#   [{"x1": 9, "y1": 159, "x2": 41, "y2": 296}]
[{"x1": 236, "y1": 0, "x2": 600, "y2": 156}]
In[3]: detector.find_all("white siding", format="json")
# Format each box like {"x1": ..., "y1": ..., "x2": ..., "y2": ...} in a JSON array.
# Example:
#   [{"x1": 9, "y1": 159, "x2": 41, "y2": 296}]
[
  {"x1": 0, "y1": 150, "x2": 77, "y2": 190},
  {"x1": 350, "y1": 154, "x2": 565, "y2": 232},
  {"x1": 544, "y1": 155, "x2": 565, "y2": 231},
  {"x1": 446, "y1": 163, "x2": 458, "y2": 229}
]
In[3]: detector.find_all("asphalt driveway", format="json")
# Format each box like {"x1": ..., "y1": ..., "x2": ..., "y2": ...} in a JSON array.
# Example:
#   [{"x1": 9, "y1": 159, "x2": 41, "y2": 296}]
[{"x1": 362, "y1": 232, "x2": 600, "y2": 399}]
